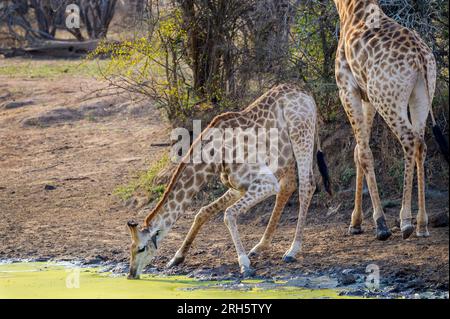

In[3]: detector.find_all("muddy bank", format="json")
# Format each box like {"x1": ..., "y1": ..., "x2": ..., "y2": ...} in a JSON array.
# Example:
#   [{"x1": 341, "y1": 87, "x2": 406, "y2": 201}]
[
  {"x1": 1, "y1": 260, "x2": 447, "y2": 299},
  {"x1": 0, "y1": 63, "x2": 448, "y2": 300}
]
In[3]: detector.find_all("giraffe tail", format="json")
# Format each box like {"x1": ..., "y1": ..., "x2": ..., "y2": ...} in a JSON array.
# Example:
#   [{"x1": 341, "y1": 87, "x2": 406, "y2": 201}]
[
  {"x1": 431, "y1": 117, "x2": 449, "y2": 163},
  {"x1": 422, "y1": 56, "x2": 449, "y2": 163},
  {"x1": 428, "y1": 86, "x2": 449, "y2": 163},
  {"x1": 315, "y1": 125, "x2": 332, "y2": 195}
]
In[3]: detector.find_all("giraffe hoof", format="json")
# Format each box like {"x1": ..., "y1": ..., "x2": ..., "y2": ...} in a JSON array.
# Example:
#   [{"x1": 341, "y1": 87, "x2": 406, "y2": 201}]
[
  {"x1": 376, "y1": 229, "x2": 392, "y2": 241},
  {"x1": 241, "y1": 267, "x2": 256, "y2": 278},
  {"x1": 401, "y1": 225, "x2": 414, "y2": 239},
  {"x1": 282, "y1": 255, "x2": 297, "y2": 263},
  {"x1": 416, "y1": 229, "x2": 430, "y2": 238},
  {"x1": 375, "y1": 217, "x2": 391, "y2": 241},
  {"x1": 166, "y1": 256, "x2": 185, "y2": 268},
  {"x1": 348, "y1": 225, "x2": 363, "y2": 235}
]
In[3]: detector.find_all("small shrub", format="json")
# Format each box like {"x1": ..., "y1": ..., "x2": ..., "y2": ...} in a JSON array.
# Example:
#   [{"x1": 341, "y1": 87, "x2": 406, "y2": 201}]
[
  {"x1": 341, "y1": 167, "x2": 356, "y2": 186},
  {"x1": 388, "y1": 159, "x2": 404, "y2": 191},
  {"x1": 114, "y1": 153, "x2": 170, "y2": 201}
]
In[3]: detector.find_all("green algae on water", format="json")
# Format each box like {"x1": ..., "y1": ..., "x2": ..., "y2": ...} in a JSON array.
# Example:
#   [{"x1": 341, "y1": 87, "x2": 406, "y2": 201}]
[{"x1": 0, "y1": 262, "x2": 349, "y2": 299}]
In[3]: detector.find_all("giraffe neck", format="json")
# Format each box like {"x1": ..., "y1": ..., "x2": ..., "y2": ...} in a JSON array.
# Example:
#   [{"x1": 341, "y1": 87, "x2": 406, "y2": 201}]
[
  {"x1": 144, "y1": 162, "x2": 213, "y2": 234},
  {"x1": 334, "y1": 0, "x2": 381, "y2": 28}
]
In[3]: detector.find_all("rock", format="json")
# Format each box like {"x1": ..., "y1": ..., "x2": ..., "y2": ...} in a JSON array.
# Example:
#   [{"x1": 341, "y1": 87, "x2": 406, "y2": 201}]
[
  {"x1": 387, "y1": 285, "x2": 401, "y2": 293},
  {"x1": 84, "y1": 255, "x2": 106, "y2": 265},
  {"x1": 97, "y1": 265, "x2": 115, "y2": 273},
  {"x1": 193, "y1": 249, "x2": 206, "y2": 255},
  {"x1": 32, "y1": 256, "x2": 51, "y2": 262},
  {"x1": 188, "y1": 268, "x2": 215, "y2": 280},
  {"x1": 142, "y1": 267, "x2": 159, "y2": 274},
  {"x1": 339, "y1": 269, "x2": 357, "y2": 286},
  {"x1": 110, "y1": 263, "x2": 129, "y2": 274},
  {"x1": 339, "y1": 274, "x2": 356, "y2": 285},
  {"x1": 286, "y1": 277, "x2": 309, "y2": 287},
  {"x1": 263, "y1": 278, "x2": 275, "y2": 284},
  {"x1": 339, "y1": 289, "x2": 365, "y2": 297},
  {"x1": 436, "y1": 282, "x2": 449, "y2": 291},
  {"x1": 3, "y1": 100, "x2": 34, "y2": 109},
  {"x1": 44, "y1": 184, "x2": 56, "y2": 191},
  {"x1": 22, "y1": 108, "x2": 83, "y2": 127},
  {"x1": 404, "y1": 278, "x2": 426, "y2": 291},
  {"x1": 429, "y1": 212, "x2": 449, "y2": 228}
]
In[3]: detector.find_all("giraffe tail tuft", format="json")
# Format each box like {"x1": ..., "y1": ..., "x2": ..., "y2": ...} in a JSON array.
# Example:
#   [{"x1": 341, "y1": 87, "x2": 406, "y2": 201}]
[
  {"x1": 432, "y1": 124, "x2": 449, "y2": 163},
  {"x1": 316, "y1": 150, "x2": 332, "y2": 195},
  {"x1": 421, "y1": 54, "x2": 448, "y2": 163}
]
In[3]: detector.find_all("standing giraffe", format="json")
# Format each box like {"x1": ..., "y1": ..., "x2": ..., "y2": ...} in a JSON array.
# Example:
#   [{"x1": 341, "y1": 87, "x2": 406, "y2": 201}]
[
  {"x1": 333, "y1": 0, "x2": 448, "y2": 240},
  {"x1": 126, "y1": 84, "x2": 331, "y2": 279}
]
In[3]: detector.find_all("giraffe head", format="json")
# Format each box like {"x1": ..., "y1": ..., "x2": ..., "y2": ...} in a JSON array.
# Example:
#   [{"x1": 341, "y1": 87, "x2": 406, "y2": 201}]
[{"x1": 126, "y1": 220, "x2": 161, "y2": 279}]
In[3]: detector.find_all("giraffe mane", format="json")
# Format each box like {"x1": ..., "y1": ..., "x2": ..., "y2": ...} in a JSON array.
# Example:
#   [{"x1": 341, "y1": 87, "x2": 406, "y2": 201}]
[{"x1": 143, "y1": 111, "x2": 240, "y2": 227}]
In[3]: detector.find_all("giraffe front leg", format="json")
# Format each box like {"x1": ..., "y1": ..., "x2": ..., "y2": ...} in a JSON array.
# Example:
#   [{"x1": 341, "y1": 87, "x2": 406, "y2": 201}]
[
  {"x1": 347, "y1": 101, "x2": 376, "y2": 235},
  {"x1": 224, "y1": 206, "x2": 255, "y2": 277},
  {"x1": 224, "y1": 180, "x2": 279, "y2": 277},
  {"x1": 249, "y1": 169, "x2": 296, "y2": 258},
  {"x1": 167, "y1": 189, "x2": 241, "y2": 268},
  {"x1": 349, "y1": 145, "x2": 364, "y2": 235}
]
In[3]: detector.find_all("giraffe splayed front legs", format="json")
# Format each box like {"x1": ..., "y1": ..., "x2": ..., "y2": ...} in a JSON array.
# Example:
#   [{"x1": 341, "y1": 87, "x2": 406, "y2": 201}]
[
  {"x1": 166, "y1": 189, "x2": 241, "y2": 268},
  {"x1": 224, "y1": 173, "x2": 280, "y2": 275},
  {"x1": 248, "y1": 165, "x2": 297, "y2": 257},
  {"x1": 127, "y1": 84, "x2": 332, "y2": 278}
]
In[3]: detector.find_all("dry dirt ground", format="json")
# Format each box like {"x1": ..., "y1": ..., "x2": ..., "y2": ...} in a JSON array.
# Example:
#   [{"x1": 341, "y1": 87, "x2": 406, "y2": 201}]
[{"x1": 0, "y1": 58, "x2": 448, "y2": 296}]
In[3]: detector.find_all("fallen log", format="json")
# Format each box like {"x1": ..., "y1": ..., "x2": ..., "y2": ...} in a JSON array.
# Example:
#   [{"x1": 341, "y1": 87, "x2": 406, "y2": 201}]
[{"x1": 23, "y1": 40, "x2": 100, "y2": 57}]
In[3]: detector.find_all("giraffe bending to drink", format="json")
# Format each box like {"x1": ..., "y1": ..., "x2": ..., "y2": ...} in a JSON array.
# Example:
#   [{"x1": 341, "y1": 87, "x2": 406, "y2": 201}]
[
  {"x1": 126, "y1": 84, "x2": 331, "y2": 279},
  {"x1": 333, "y1": 0, "x2": 448, "y2": 240}
]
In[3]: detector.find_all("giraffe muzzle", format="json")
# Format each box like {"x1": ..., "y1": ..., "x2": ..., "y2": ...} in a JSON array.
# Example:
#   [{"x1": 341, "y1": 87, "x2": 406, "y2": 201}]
[{"x1": 127, "y1": 268, "x2": 140, "y2": 280}]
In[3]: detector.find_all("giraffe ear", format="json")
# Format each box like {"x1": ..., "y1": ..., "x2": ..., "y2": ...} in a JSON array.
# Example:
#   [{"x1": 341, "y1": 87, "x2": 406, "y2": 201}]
[
  {"x1": 151, "y1": 230, "x2": 160, "y2": 249},
  {"x1": 127, "y1": 220, "x2": 139, "y2": 241}
]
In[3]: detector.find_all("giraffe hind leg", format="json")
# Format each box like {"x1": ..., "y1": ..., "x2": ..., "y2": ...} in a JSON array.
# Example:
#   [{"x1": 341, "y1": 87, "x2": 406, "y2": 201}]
[
  {"x1": 372, "y1": 105, "x2": 415, "y2": 240},
  {"x1": 283, "y1": 168, "x2": 315, "y2": 262},
  {"x1": 339, "y1": 87, "x2": 391, "y2": 240},
  {"x1": 373, "y1": 91, "x2": 425, "y2": 240},
  {"x1": 415, "y1": 135, "x2": 429, "y2": 237},
  {"x1": 409, "y1": 77, "x2": 431, "y2": 237},
  {"x1": 248, "y1": 166, "x2": 296, "y2": 258},
  {"x1": 282, "y1": 117, "x2": 316, "y2": 261}
]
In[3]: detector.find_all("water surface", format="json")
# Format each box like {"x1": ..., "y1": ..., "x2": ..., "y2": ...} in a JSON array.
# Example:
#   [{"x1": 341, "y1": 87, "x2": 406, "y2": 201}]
[{"x1": 0, "y1": 262, "x2": 349, "y2": 299}]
